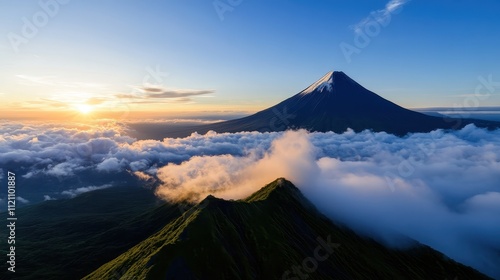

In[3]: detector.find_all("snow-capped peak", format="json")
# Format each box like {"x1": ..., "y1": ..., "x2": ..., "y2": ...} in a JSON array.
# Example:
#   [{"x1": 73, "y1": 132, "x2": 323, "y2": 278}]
[{"x1": 301, "y1": 71, "x2": 335, "y2": 94}]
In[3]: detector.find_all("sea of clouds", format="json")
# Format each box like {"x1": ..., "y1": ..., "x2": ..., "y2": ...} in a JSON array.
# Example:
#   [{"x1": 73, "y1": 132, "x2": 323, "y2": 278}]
[{"x1": 0, "y1": 121, "x2": 499, "y2": 278}]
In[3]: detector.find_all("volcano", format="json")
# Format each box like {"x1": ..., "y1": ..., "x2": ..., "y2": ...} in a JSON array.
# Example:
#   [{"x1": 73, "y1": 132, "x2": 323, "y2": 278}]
[{"x1": 166, "y1": 71, "x2": 498, "y2": 137}]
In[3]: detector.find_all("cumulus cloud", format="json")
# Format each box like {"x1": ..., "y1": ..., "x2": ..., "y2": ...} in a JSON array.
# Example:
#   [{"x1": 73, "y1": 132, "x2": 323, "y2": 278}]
[
  {"x1": 96, "y1": 157, "x2": 124, "y2": 172},
  {"x1": 46, "y1": 162, "x2": 84, "y2": 177},
  {"x1": 155, "y1": 131, "x2": 318, "y2": 202},
  {"x1": 0, "y1": 121, "x2": 133, "y2": 170},
  {"x1": 133, "y1": 171, "x2": 155, "y2": 182}
]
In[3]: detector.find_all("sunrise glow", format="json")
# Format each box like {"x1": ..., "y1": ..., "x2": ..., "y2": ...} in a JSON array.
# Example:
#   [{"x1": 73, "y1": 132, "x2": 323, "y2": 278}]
[{"x1": 76, "y1": 104, "x2": 93, "y2": 114}]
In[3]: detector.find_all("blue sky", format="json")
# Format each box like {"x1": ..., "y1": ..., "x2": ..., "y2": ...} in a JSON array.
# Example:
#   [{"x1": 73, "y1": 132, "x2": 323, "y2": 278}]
[{"x1": 1, "y1": 0, "x2": 500, "y2": 117}]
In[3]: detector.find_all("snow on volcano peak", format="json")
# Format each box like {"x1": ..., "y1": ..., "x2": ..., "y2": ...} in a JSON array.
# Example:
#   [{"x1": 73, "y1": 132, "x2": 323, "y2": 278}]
[{"x1": 301, "y1": 71, "x2": 334, "y2": 94}]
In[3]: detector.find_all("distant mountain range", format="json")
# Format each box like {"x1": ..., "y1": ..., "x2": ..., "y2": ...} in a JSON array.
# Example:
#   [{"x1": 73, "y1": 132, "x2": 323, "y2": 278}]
[
  {"x1": 2, "y1": 179, "x2": 491, "y2": 279},
  {"x1": 165, "y1": 71, "x2": 499, "y2": 137}
]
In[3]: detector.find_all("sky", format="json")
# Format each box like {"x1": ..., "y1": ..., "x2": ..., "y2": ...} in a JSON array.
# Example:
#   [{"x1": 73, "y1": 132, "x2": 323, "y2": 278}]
[
  {"x1": 1, "y1": 2, "x2": 500, "y2": 276},
  {"x1": 1, "y1": 0, "x2": 500, "y2": 120}
]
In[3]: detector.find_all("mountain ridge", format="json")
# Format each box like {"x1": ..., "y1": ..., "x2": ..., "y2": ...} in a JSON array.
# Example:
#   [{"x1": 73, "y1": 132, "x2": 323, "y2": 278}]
[{"x1": 84, "y1": 178, "x2": 491, "y2": 280}]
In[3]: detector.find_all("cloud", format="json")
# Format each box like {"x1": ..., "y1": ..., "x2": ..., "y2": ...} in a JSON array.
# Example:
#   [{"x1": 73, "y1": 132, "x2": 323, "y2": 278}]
[
  {"x1": 43, "y1": 195, "x2": 56, "y2": 201},
  {"x1": 115, "y1": 85, "x2": 215, "y2": 104},
  {"x1": 140, "y1": 87, "x2": 214, "y2": 98},
  {"x1": 352, "y1": 0, "x2": 410, "y2": 34},
  {"x1": 46, "y1": 162, "x2": 84, "y2": 177},
  {"x1": 96, "y1": 157, "x2": 124, "y2": 172},
  {"x1": 154, "y1": 128, "x2": 500, "y2": 279},
  {"x1": 16, "y1": 196, "x2": 30, "y2": 204},
  {"x1": 129, "y1": 159, "x2": 150, "y2": 171},
  {"x1": 133, "y1": 171, "x2": 155, "y2": 182},
  {"x1": 385, "y1": 0, "x2": 408, "y2": 13},
  {"x1": 155, "y1": 130, "x2": 318, "y2": 202},
  {"x1": 1, "y1": 120, "x2": 499, "y2": 278},
  {"x1": 61, "y1": 184, "x2": 113, "y2": 198}
]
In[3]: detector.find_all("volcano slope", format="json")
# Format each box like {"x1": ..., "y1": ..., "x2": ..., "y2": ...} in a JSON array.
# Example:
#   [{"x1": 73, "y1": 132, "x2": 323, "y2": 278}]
[{"x1": 163, "y1": 71, "x2": 499, "y2": 138}]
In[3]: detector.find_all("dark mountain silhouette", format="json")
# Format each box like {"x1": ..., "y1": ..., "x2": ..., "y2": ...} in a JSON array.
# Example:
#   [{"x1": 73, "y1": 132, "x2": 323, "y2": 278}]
[
  {"x1": 166, "y1": 71, "x2": 499, "y2": 137},
  {"x1": 84, "y1": 178, "x2": 491, "y2": 280}
]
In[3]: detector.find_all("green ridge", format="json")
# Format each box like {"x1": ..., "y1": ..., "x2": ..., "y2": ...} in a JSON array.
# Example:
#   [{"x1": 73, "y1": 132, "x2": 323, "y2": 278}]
[{"x1": 84, "y1": 178, "x2": 491, "y2": 280}]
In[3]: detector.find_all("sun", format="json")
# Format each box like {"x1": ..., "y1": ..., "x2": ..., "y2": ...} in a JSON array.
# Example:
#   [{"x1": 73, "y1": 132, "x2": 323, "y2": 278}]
[{"x1": 76, "y1": 104, "x2": 93, "y2": 114}]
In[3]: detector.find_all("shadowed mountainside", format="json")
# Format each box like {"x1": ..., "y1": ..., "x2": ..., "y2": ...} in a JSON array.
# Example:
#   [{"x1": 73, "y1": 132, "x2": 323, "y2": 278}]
[
  {"x1": 0, "y1": 186, "x2": 191, "y2": 280},
  {"x1": 162, "y1": 71, "x2": 499, "y2": 138}
]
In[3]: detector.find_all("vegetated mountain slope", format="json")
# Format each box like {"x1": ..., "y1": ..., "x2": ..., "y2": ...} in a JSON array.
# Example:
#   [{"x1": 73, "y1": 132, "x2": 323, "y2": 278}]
[
  {"x1": 0, "y1": 186, "x2": 190, "y2": 280},
  {"x1": 163, "y1": 71, "x2": 499, "y2": 138},
  {"x1": 85, "y1": 178, "x2": 491, "y2": 280}
]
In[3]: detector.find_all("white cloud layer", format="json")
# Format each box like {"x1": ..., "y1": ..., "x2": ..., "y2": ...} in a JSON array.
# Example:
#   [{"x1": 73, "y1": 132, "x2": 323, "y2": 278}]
[
  {"x1": 154, "y1": 128, "x2": 500, "y2": 279},
  {"x1": 1, "y1": 121, "x2": 499, "y2": 278}
]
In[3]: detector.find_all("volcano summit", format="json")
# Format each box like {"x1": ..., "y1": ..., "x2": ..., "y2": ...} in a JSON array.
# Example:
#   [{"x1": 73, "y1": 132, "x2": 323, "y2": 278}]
[{"x1": 166, "y1": 71, "x2": 499, "y2": 137}]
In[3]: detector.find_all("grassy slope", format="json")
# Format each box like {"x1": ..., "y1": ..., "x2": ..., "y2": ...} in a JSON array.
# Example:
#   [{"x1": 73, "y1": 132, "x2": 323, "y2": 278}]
[
  {"x1": 0, "y1": 186, "x2": 187, "y2": 280},
  {"x1": 85, "y1": 178, "x2": 491, "y2": 280}
]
